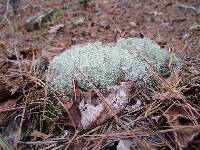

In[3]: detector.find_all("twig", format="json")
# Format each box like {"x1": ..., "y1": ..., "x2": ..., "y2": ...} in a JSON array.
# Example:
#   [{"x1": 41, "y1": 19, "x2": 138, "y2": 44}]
[
  {"x1": 0, "y1": 106, "x2": 24, "y2": 113},
  {"x1": 2, "y1": 1, "x2": 26, "y2": 149},
  {"x1": 0, "y1": 0, "x2": 10, "y2": 25},
  {"x1": 3, "y1": 0, "x2": 25, "y2": 95},
  {"x1": 177, "y1": 4, "x2": 200, "y2": 14}
]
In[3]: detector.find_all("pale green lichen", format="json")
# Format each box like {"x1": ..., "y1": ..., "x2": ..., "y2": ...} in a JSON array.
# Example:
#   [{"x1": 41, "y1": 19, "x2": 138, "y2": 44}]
[{"x1": 47, "y1": 38, "x2": 181, "y2": 92}]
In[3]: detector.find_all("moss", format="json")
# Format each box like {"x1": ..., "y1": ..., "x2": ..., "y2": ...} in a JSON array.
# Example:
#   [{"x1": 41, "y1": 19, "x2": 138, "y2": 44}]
[
  {"x1": 25, "y1": 8, "x2": 63, "y2": 31},
  {"x1": 48, "y1": 38, "x2": 181, "y2": 93},
  {"x1": 51, "y1": 8, "x2": 63, "y2": 20},
  {"x1": 31, "y1": 31, "x2": 40, "y2": 39},
  {"x1": 189, "y1": 22, "x2": 200, "y2": 31}
]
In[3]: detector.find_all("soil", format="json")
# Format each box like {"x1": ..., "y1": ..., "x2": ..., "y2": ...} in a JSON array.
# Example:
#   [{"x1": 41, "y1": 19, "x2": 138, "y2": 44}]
[{"x1": 1, "y1": 0, "x2": 200, "y2": 57}]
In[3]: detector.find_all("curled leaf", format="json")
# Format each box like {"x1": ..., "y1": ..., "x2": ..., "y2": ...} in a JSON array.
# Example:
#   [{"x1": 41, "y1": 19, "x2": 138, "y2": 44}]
[
  {"x1": 78, "y1": 81, "x2": 134, "y2": 129},
  {"x1": 163, "y1": 104, "x2": 200, "y2": 148}
]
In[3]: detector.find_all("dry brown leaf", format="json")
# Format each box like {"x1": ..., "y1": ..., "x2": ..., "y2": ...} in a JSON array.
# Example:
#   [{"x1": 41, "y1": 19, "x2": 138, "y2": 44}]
[
  {"x1": 78, "y1": 81, "x2": 134, "y2": 129},
  {"x1": 161, "y1": 70, "x2": 181, "y2": 91},
  {"x1": 31, "y1": 130, "x2": 52, "y2": 141},
  {"x1": 2, "y1": 114, "x2": 20, "y2": 149},
  {"x1": 48, "y1": 24, "x2": 64, "y2": 34},
  {"x1": 0, "y1": 99, "x2": 17, "y2": 124},
  {"x1": 0, "y1": 99, "x2": 16, "y2": 112},
  {"x1": 0, "y1": 82, "x2": 12, "y2": 101},
  {"x1": 71, "y1": 16, "x2": 85, "y2": 25},
  {"x1": 66, "y1": 100, "x2": 82, "y2": 128},
  {"x1": 21, "y1": 46, "x2": 39, "y2": 56},
  {"x1": 42, "y1": 46, "x2": 65, "y2": 62},
  {"x1": 0, "y1": 41, "x2": 8, "y2": 59},
  {"x1": 152, "y1": 90, "x2": 185, "y2": 101},
  {"x1": 0, "y1": 101, "x2": 18, "y2": 149},
  {"x1": 163, "y1": 104, "x2": 200, "y2": 148},
  {"x1": 181, "y1": 84, "x2": 200, "y2": 95},
  {"x1": 63, "y1": 101, "x2": 73, "y2": 111},
  {"x1": 79, "y1": 100, "x2": 104, "y2": 129},
  {"x1": 117, "y1": 139, "x2": 134, "y2": 150},
  {"x1": 69, "y1": 140, "x2": 84, "y2": 150},
  {"x1": 152, "y1": 70, "x2": 184, "y2": 101}
]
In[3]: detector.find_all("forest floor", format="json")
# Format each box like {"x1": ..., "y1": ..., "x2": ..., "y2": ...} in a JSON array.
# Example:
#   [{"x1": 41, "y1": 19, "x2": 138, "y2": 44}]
[{"x1": 0, "y1": 0, "x2": 200, "y2": 149}]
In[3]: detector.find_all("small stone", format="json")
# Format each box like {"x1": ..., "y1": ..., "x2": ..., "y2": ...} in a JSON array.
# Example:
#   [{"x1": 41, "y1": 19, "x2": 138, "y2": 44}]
[
  {"x1": 72, "y1": 16, "x2": 85, "y2": 25},
  {"x1": 48, "y1": 24, "x2": 64, "y2": 34},
  {"x1": 182, "y1": 33, "x2": 190, "y2": 40},
  {"x1": 117, "y1": 139, "x2": 134, "y2": 150}
]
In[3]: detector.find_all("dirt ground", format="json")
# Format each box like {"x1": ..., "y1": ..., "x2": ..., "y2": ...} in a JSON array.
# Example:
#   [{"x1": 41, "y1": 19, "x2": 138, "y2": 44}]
[
  {"x1": 1, "y1": 0, "x2": 200, "y2": 56},
  {"x1": 0, "y1": 0, "x2": 200, "y2": 150}
]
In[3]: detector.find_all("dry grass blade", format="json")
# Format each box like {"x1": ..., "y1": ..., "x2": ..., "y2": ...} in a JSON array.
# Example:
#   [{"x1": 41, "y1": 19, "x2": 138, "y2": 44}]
[
  {"x1": 148, "y1": 65, "x2": 199, "y2": 124},
  {"x1": 0, "y1": 135, "x2": 13, "y2": 150}
]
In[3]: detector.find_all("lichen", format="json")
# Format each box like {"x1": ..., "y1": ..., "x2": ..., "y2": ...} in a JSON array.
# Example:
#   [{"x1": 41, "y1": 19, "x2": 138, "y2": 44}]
[{"x1": 47, "y1": 37, "x2": 181, "y2": 93}]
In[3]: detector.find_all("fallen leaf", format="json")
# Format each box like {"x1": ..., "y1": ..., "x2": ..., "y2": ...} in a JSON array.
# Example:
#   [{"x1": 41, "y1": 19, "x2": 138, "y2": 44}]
[
  {"x1": 69, "y1": 140, "x2": 84, "y2": 150},
  {"x1": 78, "y1": 81, "x2": 134, "y2": 129},
  {"x1": 0, "y1": 82, "x2": 12, "y2": 101},
  {"x1": 79, "y1": 100, "x2": 104, "y2": 129},
  {"x1": 181, "y1": 84, "x2": 200, "y2": 95},
  {"x1": 163, "y1": 104, "x2": 200, "y2": 148},
  {"x1": 152, "y1": 70, "x2": 184, "y2": 101},
  {"x1": 71, "y1": 16, "x2": 85, "y2": 25},
  {"x1": 0, "y1": 99, "x2": 16, "y2": 124},
  {"x1": 0, "y1": 99, "x2": 16, "y2": 113},
  {"x1": 9, "y1": 85, "x2": 19, "y2": 95},
  {"x1": 25, "y1": 9, "x2": 60, "y2": 31},
  {"x1": 161, "y1": 70, "x2": 181, "y2": 91},
  {"x1": 0, "y1": 135, "x2": 13, "y2": 150},
  {"x1": 0, "y1": 41, "x2": 8, "y2": 60},
  {"x1": 42, "y1": 46, "x2": 65, "y2": 61},
  {"x1": 117, "y1": 139, "x2": 134, "y2": 150},
  {"x1": 31, "y1": 130, "x2": 52, "y2": 140},
  {"x1": 156, "y1": 36, "x2": 167, "y2": 46},
  {"x1": 152, "y1": 90, "x2": 185, "y2": 101},
  {"x1": 2, "y1": 114, "x2": 20, "y2": 149},
  {"x1": 48, "y1": 24, "x2": 64, "y2": 34},
  {"x1": 64, "y1": 100, "x2": 82, "y2": 128}
]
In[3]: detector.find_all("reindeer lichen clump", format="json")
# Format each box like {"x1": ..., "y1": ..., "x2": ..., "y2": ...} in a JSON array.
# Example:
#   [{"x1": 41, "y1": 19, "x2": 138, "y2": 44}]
[{"x1": 48, "y1": 38, "x2": 181, "y2": 92}]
